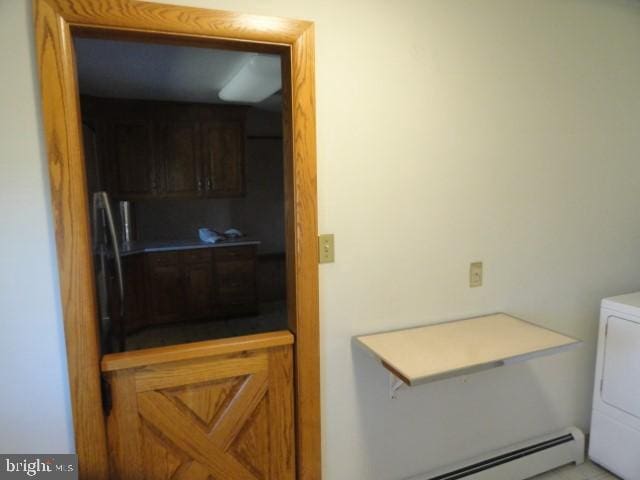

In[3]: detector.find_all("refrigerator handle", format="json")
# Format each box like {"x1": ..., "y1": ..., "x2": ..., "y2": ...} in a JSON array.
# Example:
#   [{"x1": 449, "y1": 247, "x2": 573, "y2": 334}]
[
  {"x1": 92, "y1": 192, "x2": 100, "y2": 251},
  {"x1": 97, "y1": 192, "x2": 125, "y2": 316}
]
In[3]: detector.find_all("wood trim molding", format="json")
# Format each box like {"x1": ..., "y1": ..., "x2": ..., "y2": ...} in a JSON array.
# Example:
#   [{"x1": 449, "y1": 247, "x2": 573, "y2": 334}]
[
  {"x1": 34, "y1": 0, "x2": 110, "y2": 476},
  {"x1": 46, "y1": 0, "x2": 310, "y2": 45},
  {"x1": 288, "y1": 24, "x2": 321, "y2": 480},
  {"x1": 102, "y1": 330, "x2": 294, "y2": 372},
  {"x1": 33, "y1": 1, "x2": 320, "y2": 478}
]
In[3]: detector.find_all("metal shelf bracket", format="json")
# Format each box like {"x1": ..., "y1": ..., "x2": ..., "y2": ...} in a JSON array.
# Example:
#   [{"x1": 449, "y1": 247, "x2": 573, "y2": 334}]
[{"x1": 389, "y1": 372, "x2": 405, "y2": 399}]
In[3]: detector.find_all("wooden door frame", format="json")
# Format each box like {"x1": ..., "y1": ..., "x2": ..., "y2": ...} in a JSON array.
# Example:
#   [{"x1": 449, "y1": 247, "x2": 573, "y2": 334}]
[{"x1": 33, "y1": 1, "x2": 320, "y2": 479}]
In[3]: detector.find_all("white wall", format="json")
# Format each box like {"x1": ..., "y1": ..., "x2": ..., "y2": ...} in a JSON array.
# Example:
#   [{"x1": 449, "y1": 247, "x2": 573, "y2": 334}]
[
  {"x1": 0, "y1": 0, "x2": 74, "y2": 453},
  {"x1": 2, "y1": 0, "x2": 640, "y2": 478}
]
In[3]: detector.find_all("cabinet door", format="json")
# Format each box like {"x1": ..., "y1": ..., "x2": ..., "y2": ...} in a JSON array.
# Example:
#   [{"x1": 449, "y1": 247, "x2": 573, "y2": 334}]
[
  {"x1": 104, "y1": 342, "x2": 295, "y2": 480},
  {"x1": 109, "y1": 120, "x2": 156, "y2": 197},
  {"x1": 185, "y1": 262, "x2": 214, "y2": 320},
  {"x1": 122, "y1": 255, "x2": 148, "y2": 332},
  {"x1": 146, "y1": 254, "x2": 185, "y2": 325},
  {"x1": 157, "y1": 121, "x2": 202, "y2": 196},
  {"x1": 215, "y1": 260, "x2": 257, "y2": 301},
  {"x1": 213, "y1": 247, "x2": 258, "y2": 316},
  {"x1": 202, "y1": 122, "x2": 244, "y2": 196}
]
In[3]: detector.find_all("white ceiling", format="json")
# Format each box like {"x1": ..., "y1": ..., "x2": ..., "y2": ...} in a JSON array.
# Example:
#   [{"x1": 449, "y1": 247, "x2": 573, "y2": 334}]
[{"x1": 73, "y1": 37, "x2": 282, "y2": 111}]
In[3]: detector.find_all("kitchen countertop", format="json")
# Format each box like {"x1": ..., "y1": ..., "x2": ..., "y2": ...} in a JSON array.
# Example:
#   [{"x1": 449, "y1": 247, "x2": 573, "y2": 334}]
[{"x1": 120, "y1": 238, "x2": 261, "y2": 257}]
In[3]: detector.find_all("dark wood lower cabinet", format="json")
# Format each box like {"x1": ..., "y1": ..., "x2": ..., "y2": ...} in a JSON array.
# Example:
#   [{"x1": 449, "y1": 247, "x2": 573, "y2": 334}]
[
  {"x1": 214, "y1": 247, "x2": 259, "y2": 318},
  {"x1": 122, "y1": 255, "x2": 148, "y2": 331},
  {"x1": 146, "y1": 255, "x2": 186, "y2": 325},
  {"x1": 184, "y1": 258, "x2": 215, "y2": 320},
  {"x1": 123, "y1": 245, "x2": 258, "y2": 333}
]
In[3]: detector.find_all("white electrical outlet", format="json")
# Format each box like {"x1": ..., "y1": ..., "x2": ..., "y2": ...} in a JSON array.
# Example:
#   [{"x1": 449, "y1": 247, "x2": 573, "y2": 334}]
[{"x1": 470, "y1": 262, "x2": 483, "y2": 287}]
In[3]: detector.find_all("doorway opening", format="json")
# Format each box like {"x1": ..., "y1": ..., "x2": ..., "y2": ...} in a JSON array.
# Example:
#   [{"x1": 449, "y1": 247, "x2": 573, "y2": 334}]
[
  {"x1": 75, "y1": 37, "x2": 289, "y2": 353},
  {"x1": 34, "y1": 1, "x2": 319, "y2": 478}
]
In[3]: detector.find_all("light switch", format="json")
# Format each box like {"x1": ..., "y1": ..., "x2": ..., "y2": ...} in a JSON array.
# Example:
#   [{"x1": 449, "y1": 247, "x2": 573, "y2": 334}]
[
  {"x1": 318, "y1": 234, "x2": 335, "y2": 263},
  {"x1": 470, "y1": 261, "x2": 483, "y2": 287}
]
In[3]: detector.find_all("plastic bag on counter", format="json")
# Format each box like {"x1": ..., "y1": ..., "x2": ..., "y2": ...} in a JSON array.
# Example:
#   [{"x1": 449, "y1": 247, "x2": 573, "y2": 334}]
[
  {"x1": 224, "y1": 228, "x2": 244, "y2": 239},
  {"x1": 198, "y1": 228, "x2": 224, "y2": 243}
]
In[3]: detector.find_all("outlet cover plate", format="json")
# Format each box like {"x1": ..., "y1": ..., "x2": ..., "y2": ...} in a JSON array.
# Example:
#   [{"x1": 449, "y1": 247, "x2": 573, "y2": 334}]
[{"x1": 470, "y1": 261, "x2": 483, "y2": 287}]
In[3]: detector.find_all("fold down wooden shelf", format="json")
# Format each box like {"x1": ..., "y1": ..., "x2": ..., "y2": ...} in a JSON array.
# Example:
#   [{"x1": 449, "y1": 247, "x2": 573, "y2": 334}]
[{"x1": 355, "y1": 313, "x2": 581, "y2": 395}]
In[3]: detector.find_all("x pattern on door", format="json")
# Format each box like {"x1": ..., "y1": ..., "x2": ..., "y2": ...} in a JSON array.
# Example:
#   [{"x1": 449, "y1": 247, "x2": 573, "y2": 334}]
[{"x1": 105, "y1": 347, "x2": 293, "y2": 480}]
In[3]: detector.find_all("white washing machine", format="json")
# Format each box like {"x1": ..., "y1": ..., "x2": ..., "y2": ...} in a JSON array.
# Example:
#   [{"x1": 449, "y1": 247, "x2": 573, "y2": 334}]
[{"x1": 589, "y1": 292, "x2": 640, "y2": 479}]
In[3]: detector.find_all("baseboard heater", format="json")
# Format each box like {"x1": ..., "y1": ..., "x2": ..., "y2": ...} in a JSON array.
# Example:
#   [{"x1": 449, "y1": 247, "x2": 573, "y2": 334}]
[{"x1": 405, "y1": 427, "x2": 585, "y2": 480}]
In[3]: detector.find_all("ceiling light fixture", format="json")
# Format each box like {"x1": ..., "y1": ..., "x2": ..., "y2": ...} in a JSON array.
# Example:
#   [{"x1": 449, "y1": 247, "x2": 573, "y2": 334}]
[{"x1": 218, "y1": 54, "x2": 282, "y2": 103}]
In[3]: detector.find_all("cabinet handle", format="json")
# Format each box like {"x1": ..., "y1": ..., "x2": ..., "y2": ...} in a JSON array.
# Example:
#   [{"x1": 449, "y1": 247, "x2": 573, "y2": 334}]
[{"x1": 207, "y1": 177, "x2": 212, "y2": 190}]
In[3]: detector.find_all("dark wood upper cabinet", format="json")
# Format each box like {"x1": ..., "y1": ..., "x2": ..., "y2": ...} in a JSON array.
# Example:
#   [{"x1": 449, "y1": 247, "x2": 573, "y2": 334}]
[
  {"x1": 80, "y1": 96, "x2": 245, "y2": 199},
  {"x1": 97, "y1": 99, "x2": 157, "y2": 198},
  {"x1": 202, "y1": 121, "x2": 245, "y2": 197},
  {"x1": 157, "y1": 121, "x2": 202, "y2": 196},
  {"x1": 110, "y1": 120, "x2": 156, "y2": 197}
]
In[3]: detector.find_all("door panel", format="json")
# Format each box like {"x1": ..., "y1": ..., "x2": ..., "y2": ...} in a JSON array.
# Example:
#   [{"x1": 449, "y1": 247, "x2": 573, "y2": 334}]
[
  {"x1": 185, "y1": 262, "x2": 214, "y2": 319},
  {"x1": 111, "y1": 121, "x2": 155, "y2": 196},
  {"x1": 104, "y1": 337, "x2": 294, "y2": 480},
  {"x1": 202, "y1": 122, "x2": 244, "y2": 196},
  {"x1": 601, "y1": 315, "x2": 640, "y2": 419},
  {"x1": 146, "y1": 260, "x2": 185, "y2": 325},
  {"x1": 216, "y1": 259, "x2": 255, "y2": 278},
  {"x1": 122, "y1": 255, "x2": 147, "y2": 332},
  {"x1": 158, "y1": 122, "x2": 202, "y2": 196}
]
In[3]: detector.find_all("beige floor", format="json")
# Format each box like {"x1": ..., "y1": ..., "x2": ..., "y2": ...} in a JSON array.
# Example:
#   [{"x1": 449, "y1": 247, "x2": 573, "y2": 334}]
[{"x1": 529, "y1": 459, "x2": 620, "y2": 480}]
